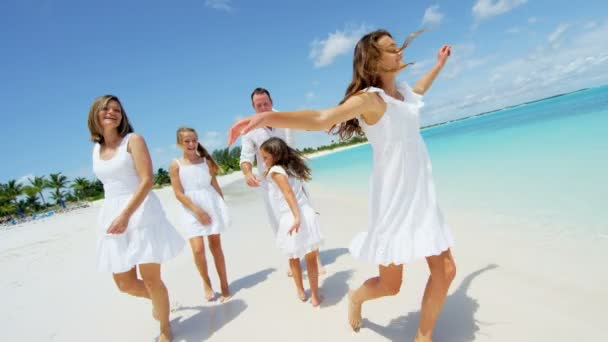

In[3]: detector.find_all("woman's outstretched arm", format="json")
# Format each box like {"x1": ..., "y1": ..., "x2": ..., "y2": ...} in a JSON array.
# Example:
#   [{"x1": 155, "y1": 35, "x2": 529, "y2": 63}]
[{"x1": 412, "y1": 45, "x2": 451, "y2": 96}]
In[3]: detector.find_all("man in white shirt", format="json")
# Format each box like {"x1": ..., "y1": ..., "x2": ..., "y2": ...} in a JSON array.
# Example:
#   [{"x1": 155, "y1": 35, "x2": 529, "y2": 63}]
[{"x1": 239, "y1": 87, "x2": 324, "y2": 274}]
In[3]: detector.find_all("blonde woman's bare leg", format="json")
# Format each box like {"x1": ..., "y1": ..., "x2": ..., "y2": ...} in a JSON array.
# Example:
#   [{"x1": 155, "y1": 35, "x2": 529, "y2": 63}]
[{"x1": 140, "y1": 263, "x2": 172, "y2": 342}]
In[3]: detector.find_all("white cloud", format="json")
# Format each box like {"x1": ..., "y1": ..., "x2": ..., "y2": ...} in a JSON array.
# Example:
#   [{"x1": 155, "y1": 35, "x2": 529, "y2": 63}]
[
  {"x1": 422, "y1": 5, "x2": 444, "y2": 25},
  {"x1": 585, "y1": 21, "x2": 598, "y2": 30},
  {"x1": 548, "y1": 23, "x2": 570, "y2": 48},
  {"x1": 201, "y1": 131, "x2": 223, "y2": 151},
  {"x1": 309, "y1": 24, "x2": 371, "y2": 68},
  {"x1": 409, "y1": 58, "x2": 434, "y2": 75},
  {"x1": 422, "y1": 21, "x2": 608, "y2": 126},
  {"x1": 305, "y1": 91, "x2": 316, "y2": 101},
  {"x1": 528, "y1": 16, "x2": 538, "y2": 24},
  {"x1": 472, "y1": 0, "x2": 527, "y2": 20},
  {"x1": 205, "y1": 0, "x2": 232, "y2": 12},
  {"x1": 17, "y1": 174, "x2": 34, "y2": 185}
]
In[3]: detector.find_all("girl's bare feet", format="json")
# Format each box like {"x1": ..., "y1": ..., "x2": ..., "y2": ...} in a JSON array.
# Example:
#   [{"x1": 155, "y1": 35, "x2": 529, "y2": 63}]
[{"x1": 347, "y1": 291, "x2": 362, "y2": 332}]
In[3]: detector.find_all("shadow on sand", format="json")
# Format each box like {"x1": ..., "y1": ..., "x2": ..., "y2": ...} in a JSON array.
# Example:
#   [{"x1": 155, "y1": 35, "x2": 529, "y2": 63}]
[{"x1": 364, "y1": 264, "x2": 499, "y2": 341}]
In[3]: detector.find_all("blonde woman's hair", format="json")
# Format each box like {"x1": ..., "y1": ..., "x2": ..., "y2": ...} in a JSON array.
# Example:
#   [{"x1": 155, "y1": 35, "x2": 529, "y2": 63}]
[{"x1": 87, "y1": 95, "x2": 133, "y2": 144}]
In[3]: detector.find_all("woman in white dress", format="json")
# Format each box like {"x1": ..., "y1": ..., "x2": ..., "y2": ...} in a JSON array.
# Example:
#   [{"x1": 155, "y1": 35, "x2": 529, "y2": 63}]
[
  {"x1": 89, "y1": 95, "x2": 185, "y2": 342},
  {"x1": 169, "y1": 127, "x2": 231, "y2": 302},
  {"x1": 260, "y1": 137, "x2": 323, "y2": 307},
  {"x1": 229, "y1": 30, "x2": 455, "y2": 341}
]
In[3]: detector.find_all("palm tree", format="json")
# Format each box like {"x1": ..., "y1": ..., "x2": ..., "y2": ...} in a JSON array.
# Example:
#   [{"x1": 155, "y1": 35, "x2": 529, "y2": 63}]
[
  {"x1": 4, "y1": 179, "x2": 23, "y2": 205},
  {"x1": 71, "y1": 177, "x2": 91, "y2": 201},
  {"x1": 47, "y1": 173, "x2": 69, "y2": 204},
  {"x1": 23, "y1": 186, "x2": 42, "y2": 212},
  {"x1": 28, "y1": 176, "x2": 48, "y2": 206},
  {"x1": 154, "y1": 168, "x2": 170, "y2": 186}
]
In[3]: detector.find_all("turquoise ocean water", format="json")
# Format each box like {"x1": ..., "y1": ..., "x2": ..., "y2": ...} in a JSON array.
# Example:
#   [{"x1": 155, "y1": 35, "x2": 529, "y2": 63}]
[{"x1": 309, "y1": 85, "x2": 608, "y2": 238}]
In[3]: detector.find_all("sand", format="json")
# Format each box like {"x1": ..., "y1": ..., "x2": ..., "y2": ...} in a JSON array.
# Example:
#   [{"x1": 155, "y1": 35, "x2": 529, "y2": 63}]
[{"x1": 1, "y1": 159, "x2": 607, "y2": 341}]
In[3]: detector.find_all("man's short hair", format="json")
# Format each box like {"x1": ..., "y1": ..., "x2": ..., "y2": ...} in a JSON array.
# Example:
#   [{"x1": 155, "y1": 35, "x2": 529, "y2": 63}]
[{"x1": 250, "y1": 87, "x2": 273, "y2": 102}]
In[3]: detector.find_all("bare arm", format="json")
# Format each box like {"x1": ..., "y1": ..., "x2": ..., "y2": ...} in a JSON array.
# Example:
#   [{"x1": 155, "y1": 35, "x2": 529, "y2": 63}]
[
  {"x1": 271, "y1": 172, "x2": 300, "y2": 235},
  {"x1": 107, "y1": 134, "x2": 154, "y2": 233},
  {"x1": 169, "y1": 161, "x2": 204, "y2": 212},
  {"x1": 412, "y1": 45, "x2": 451, "y2": 95},
  {"x1": 208, "y1": 162, "x2": 224, "y2": 199},
  {"x1": 228, "y1": 92, "x2": 383, "y2": 146},
  {"x1": 239, "y1": 134, "x2": 260, "y2": 187},
  {"x1": 120, "y1": 134, "x2": 154, "y2": 217}
]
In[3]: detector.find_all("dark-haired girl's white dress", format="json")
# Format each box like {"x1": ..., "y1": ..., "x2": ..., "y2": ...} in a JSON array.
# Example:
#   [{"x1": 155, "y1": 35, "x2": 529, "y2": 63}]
[
  {"x1": 93, "y1": 133, "x2": 184, "y2": 273},
  {"x1": 349, "y1": 83, "x2": 455, "y2": 265},
  {"x1": 267, "y1": 165, "x2": 323, "y2": 259}
]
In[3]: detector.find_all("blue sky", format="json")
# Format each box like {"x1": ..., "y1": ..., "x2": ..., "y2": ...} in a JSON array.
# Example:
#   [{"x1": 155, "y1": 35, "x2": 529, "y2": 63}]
[{"x1": 1, "y1": 0, "x2": 607, "y2": 184}]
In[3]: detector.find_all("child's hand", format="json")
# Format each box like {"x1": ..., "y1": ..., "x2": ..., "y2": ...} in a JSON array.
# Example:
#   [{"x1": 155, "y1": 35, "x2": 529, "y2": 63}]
[
  {"x1": 195, "y1": 208, "x2": 212, "y2": 225},
  {"x1": 288, "y1": 218, "x2": 301, "y2": 235}
]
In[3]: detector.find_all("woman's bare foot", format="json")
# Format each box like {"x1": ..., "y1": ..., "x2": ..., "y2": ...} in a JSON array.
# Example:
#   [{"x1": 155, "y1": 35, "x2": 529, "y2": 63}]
[
  {"x1": 347, "y1": 291, "x2": 362, "y2": 332},
  {"x1": 311, "y1": 294, "x2": 323, "y2": 307},
  {"x1": 203, "y1": 284, "x2": 216, "y2": 302},
  {"x1": 414, "y1": 331, "x2": 433, "y2": 342},
  {"x1": 219, "y1": 286, "x2": 231, "y2": 303},
  {"x1": 159, "y1": 324, "x2": 172, "y2": 342},
  {"x1": 297, "y1": 289, "x2": 307, "y2": 302}
]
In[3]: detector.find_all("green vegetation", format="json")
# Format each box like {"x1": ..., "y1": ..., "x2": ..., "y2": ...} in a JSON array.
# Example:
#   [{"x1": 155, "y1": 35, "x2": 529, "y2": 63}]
[{"x1": 1, "y1": 137, "x2": 367, "y2": 219}]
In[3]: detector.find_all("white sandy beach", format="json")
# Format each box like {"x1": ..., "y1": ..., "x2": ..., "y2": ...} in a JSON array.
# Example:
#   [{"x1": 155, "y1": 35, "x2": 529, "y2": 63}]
[{"x1": 1, "y1": 158, "x2": 607, "y2": 341}]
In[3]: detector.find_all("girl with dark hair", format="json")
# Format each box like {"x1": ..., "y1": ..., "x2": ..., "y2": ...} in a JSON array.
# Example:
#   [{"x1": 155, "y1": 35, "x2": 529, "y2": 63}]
[
  {"x1": 229, "y1": 30, "x2": 455, "y2": 341},
  {"x1": 260, "y1": 137, "x2": 324, "y2": 307}
]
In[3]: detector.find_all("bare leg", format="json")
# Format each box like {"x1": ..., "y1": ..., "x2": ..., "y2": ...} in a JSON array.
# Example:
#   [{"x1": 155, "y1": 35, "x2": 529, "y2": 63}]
[
  {"x1": 113, "y1": 267, "x2": 155, "y2": 319},
  {"x1": 288, "y1": 258, "x2": 307, "y2": 301},
  {"x1": 208, "y1": 234, "x2": 231, "y2": 302},
  {"x1": 140, "y1": 263, "x2": 172, "y2": 342},
  {"x1": 305, "y1": 250, "x2": 321, "y2": 307},
  {"x1": 415, "y1": 249, "x2": 456, "y2": 342},
  {"x1": 316, "y1": 252, "x2": 326, "y2": 275},
  {"x1": 348, "y1": 264, "x2": 404, "y2": 332},
  {"x1": 113, "y1": 267, "x2": 151, "y2": 299},
  {"x1": 189, "y1": 237, "x2": 215, "y2": 301}
]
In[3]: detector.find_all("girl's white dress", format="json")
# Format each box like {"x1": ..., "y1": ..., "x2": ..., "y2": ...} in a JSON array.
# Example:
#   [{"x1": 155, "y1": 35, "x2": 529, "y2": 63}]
[
  {"x1": 93, "y1": 133, "x2": 185, "y2": 273},
  {"x1": 175, "y1": 158, "x2": 230, "y2": 238},
  {"x1": 349, "y1": 83, "x2": 455, "y2": 265},
  {"x1": 267, "y1": 165, "x2": 323, "y2": 259}
]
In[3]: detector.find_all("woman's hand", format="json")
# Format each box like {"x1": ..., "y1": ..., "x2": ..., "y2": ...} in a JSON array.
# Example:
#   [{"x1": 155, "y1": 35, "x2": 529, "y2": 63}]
[
  {"x1": 288, "y1": 217, "x2": 301, "y2": 235},
  {"x1": 194, "y1": 208, "x2": 212, "y2": 225},
  {"x1": 228, "y1": 113, "x2": 266, "y2": 146},
  {"x1": 106, "y1": 214, "x2": 130, "y2": 234},
  {"x1": 437, "y1": 45, "x2": 451, "y2": 67}
]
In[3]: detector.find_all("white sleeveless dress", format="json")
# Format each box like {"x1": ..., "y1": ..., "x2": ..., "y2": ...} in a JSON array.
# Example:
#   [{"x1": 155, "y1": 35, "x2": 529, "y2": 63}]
[
  {"x1": 93, "y1": 133, "x2": 185, "y2": 273},
  {"x1": 175, "y1": 158, "x2": 230, "y2": 238},
  {"x1": 267, "y1": 165, "x2": 323, "y2": 259},
  {"x1": 348, "y1": 82, "x2": 455, "y2": 265}
]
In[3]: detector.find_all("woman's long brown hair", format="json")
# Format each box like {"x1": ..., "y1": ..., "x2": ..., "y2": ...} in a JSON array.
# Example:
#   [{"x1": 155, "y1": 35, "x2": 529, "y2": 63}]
[{"x1": 334, "y1": 29, "x2": 425, "y2": 140}]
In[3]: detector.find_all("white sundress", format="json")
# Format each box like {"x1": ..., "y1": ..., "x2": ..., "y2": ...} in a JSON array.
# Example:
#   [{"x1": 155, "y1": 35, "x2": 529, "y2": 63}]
[
  {"x1": 175, "y1": 158, "x2": 230, "y2": 238},
  {"x1": 266, "y1": 165, "x2": 323, "y2": 259},
  {"x1": 348, "y1": 82, "x2": 455, "y2": 265},
  {"x1": 93, "y1": 133, "x2": 185, "y2": 273}
]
